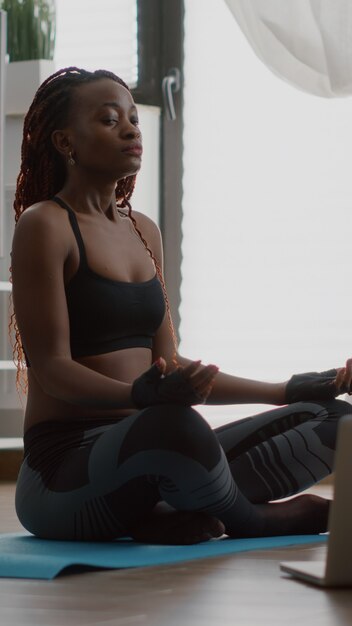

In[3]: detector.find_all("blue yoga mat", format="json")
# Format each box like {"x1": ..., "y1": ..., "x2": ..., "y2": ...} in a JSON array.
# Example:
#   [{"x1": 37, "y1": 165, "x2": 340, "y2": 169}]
[{"x1": 0, "y1": 533, "x2": 327, "y2": 580}]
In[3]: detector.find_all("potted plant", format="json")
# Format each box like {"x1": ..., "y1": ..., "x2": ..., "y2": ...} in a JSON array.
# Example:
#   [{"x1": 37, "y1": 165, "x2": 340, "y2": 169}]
[{"x1": 1, "y1": 0, "x2": 56, "y2": 114}]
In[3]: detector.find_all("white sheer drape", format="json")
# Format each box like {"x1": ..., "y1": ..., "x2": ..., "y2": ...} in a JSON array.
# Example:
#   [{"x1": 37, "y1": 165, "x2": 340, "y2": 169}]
[{"x1": 225, "y1": 0, "x2": 352, "y2": 97}]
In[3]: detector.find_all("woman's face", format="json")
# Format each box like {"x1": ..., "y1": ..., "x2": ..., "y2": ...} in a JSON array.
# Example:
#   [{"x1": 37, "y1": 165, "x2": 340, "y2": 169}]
[{"x1": 64, "y1": 78, "x2": 142, "y2": 181}]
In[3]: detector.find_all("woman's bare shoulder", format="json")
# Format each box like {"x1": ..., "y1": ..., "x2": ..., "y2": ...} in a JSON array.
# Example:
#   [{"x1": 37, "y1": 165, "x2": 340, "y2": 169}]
[
  {"x1": 131, "y1": 209, "x2": 161, "y2": 238},
  {"x1": 132, "y1": 210, "x2": 163, "y2": 257},
  {"x1": 12, "y1": 200, "x2": 71, "y2": 258},
  {"x1": 15, "y1": 199, "x2": 67, "y2": 226}
]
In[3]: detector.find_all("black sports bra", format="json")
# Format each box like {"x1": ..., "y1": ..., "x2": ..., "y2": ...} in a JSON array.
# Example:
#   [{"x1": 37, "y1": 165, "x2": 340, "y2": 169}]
[
  {"x1": 57, "y1": 196, "x2": 166, "y2": 357},
  {"x1": 26, "y1": 197, "x2": 166, "y2": 365}
]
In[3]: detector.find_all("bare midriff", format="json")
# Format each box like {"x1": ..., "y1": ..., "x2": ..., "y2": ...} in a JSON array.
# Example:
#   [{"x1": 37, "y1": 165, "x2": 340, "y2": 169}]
[{"x1": 23, "y1": 346, "x2": 152, "y2": 432}]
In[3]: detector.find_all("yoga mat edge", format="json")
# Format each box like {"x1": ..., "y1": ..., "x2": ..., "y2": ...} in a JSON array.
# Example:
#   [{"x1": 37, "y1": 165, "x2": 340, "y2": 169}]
[{"x1": 0, "y1": 532, "x2": 328, "y2": 580}]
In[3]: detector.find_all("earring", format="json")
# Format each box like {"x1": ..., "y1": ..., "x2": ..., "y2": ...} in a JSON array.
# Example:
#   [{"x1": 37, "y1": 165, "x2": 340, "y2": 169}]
[{"x1": 68, "y1": 151, "x2": 75, "y2": 166}]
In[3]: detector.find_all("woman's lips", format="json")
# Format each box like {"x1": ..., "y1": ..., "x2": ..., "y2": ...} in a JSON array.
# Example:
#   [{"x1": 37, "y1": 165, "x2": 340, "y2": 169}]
[{"x1": 122, "y1": 144, "x2": 143, "y2": 156}]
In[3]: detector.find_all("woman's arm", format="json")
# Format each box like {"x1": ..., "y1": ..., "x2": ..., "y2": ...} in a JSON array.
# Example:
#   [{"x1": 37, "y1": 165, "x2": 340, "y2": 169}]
[
  {"x1": 11, "y1": 205, "x2": 133, "y2": 409},
  {"x1": 175, "y1": 355, "x2": 287, "y2": 406},
  {"x1": 134, "y1": 213, "x2": 352, "y2": 407}
]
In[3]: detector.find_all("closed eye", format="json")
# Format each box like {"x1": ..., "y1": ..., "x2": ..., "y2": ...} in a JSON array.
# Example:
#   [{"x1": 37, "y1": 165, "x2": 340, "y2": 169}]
[{"x1": 103, "y1": 118, "x2": 118, "y2": 125}]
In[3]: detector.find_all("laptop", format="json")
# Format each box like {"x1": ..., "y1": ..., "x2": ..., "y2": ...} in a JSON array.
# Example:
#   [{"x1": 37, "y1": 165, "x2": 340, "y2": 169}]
[{"x1": 280, "y1": 414, "x2": 352, "y2": 587}]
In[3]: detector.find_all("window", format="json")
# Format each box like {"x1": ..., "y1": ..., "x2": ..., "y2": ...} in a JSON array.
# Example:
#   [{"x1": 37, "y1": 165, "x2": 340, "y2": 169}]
[
  {"x1": 55, "y1": 0, "x2": 138, "y2": 87},
  {"x1": 181, "y1": 0, "x2": 352, "y2": 427}
]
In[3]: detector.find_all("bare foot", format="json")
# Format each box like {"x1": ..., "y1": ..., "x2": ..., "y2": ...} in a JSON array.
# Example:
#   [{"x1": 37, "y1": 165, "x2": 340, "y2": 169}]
[
  {"x1": 128, "y1": 508, "x2": 225, "y2": 545},
  {"x1": 228, "y1": 494, "x2": 331, "y2": 538}
]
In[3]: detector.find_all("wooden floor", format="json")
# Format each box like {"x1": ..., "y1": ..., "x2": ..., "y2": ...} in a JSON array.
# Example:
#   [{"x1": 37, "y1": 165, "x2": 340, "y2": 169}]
[{"x1": 0, "y1": 483, "x2": 351, "y2": 626}]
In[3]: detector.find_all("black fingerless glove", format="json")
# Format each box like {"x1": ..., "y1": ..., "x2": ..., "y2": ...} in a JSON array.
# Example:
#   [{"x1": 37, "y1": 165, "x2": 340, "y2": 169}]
[
  {"x1": 285, "y1": 368, "x2": 347, "y2": 403},
  {"x1": 131, "y1": 363, "x2": 202, "y2": 409}
]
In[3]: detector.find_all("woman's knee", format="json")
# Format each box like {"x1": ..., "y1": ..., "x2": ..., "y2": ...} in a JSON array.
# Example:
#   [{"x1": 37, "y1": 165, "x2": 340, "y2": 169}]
[
  {"x1": 119, "y1": 405, "x2": 221, "y2": 469},
  {"x1": 322, "y1": 398, "x2": 352, "y2": 419}
]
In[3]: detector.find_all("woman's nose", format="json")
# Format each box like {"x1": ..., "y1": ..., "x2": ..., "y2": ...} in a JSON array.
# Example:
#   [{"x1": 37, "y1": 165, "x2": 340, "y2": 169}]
[
  {"x1": 126, "y1": 126, "x2": 141, "y2": 139},
  {"x1": 121, "y1": 120, "x2": 141, "y2": 139}
]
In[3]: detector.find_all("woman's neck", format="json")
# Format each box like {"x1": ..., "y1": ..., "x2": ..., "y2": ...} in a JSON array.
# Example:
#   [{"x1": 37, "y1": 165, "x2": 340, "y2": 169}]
[{"x1": 58, "y1": 180, "x2": 118, "y2": 218}]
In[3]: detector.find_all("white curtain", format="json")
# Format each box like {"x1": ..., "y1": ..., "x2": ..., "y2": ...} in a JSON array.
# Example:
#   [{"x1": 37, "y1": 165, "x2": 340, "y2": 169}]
[{"x1": 225, "y1": 0, "x2": 352, "y2": 98}]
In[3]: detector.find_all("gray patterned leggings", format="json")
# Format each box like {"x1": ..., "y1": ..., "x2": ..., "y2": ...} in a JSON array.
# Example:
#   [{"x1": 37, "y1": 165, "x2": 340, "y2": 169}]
[{"x1": 15, "y1": 399, "x2": 352, "y2": 540}]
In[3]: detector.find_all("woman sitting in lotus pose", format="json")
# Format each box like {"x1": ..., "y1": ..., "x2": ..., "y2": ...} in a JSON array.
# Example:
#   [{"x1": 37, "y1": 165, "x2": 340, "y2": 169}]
[{"x1": 11, "y1": 67, "x2": 352, "y2": 544}]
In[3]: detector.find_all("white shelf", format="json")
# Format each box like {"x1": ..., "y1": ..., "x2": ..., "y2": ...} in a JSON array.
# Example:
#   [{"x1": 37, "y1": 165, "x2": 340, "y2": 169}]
[
  {"x1": 0, "y1": 437, "x2": 23, "y2": 450},
  {"x1": 0, "y1": 281, "x2": 11, "y2": 292},
  {"x1": 0, "y1": 360, "x2": 16, "y2": 370}
]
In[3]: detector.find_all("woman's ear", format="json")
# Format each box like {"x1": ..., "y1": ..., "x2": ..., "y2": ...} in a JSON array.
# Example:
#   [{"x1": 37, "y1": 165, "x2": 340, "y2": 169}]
[{"x1": 51, "y1": 129, "x2": 73, "y2": 159}]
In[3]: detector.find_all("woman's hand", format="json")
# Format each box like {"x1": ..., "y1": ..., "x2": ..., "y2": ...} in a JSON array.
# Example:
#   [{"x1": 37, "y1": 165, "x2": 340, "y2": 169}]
[
  {"x1": 333, "y1": 358, "x2": 352, "y2": 395},
  {"x1": 285, "y1": 358, "x2": 352, "y2": 404},
  {"x1": 131, "y1": 358, "x2": 219, "y2": 409},
  {"x1": 175, "y1": 359, "x2": 219, "y2": 404}
]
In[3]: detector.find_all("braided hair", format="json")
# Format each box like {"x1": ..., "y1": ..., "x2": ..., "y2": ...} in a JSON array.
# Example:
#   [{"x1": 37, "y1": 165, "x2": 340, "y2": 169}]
[{"x1": 11, "y1": 67, "x2": 178, "y2": 390}]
